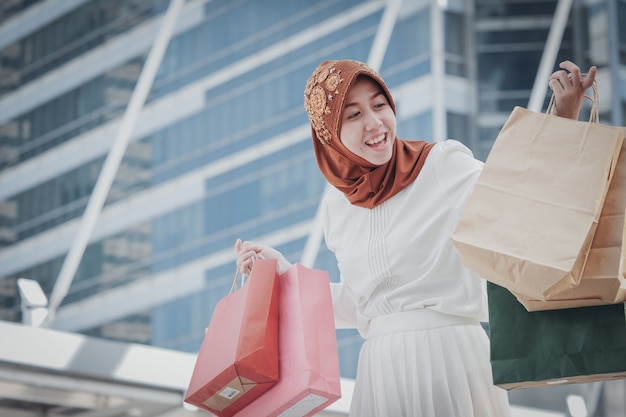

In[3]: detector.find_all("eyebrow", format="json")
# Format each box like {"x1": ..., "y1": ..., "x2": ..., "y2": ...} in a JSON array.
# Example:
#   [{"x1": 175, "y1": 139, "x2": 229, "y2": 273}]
[{"x1": 344, "y1": 90, "x2": 385, "y2": 109}]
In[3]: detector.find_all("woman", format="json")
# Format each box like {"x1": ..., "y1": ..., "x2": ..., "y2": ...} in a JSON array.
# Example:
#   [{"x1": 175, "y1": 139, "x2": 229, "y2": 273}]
[{"x1": 235, "y1": 59, "x2": 596, "y2": 416}]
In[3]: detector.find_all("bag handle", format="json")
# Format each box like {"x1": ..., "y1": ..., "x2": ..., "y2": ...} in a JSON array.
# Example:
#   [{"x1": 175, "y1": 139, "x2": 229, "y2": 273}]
[
  {"x1": 546, "y1": 76, "x2": 599, "y2": 123},
  {"x1": 230, "y1": 253, "x2": 264, "y2": 293},
  {"x1": 229, "y1": 270, "x2": 242, "y2": 294}
]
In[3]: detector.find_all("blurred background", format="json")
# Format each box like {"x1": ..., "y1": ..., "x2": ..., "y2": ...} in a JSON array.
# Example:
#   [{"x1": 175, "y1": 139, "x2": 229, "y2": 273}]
[{"x1": 0, "y1": 0, "x2": 624, "y2": 416}]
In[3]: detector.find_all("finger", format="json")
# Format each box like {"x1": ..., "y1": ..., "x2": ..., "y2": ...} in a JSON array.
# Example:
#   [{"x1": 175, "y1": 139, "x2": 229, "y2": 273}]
[
  {"x1": 242, "y1": 241, "x2": 266, "y2": 259},
  {"x1": 240, "y1": 240, "x2": 256, "y2": 252},
  {"x1": 235, "y1": 239, "x2": 242, "y2": 253},
  {"x1": 237, "y1": 255, "x2": 253, "y2": 275},
  {"x1": 555, "y1": 70, "x2": 573, "y2": 89},
  {"x1": 549, "y1": 75, "x2": 567, "y2": 92},
  {"x1": 236, "y1": 252, "x2": 249, "y2": 270},
  {"x1": 559, "y1": 60, "x2": 574, "y2": 68},
  {"x1": 548, "y1": 78, "x2": 562, "y2": 92},
  {"x1": 246, "y1": 253, "x2": 258, "y2": 272},
  {"x1": 246, "y1": 250, "x2": 260, "y2": 263},
  {"x1": 236, "y1": 249, "x2": 252, "y2": 268},
  {"x1": 558, "y1": 60, "x2": 579, "y2": 75},
  {"x1": 236, "y1": 256, "x2": 244, "y2": 271},
  {"x1": 581, "y1": 66, "x2": 597, "y2": 90},
  {"x1": 560, "y1": 61, "x2": 581, "y2": 86},
  {"x1": 549, "y1": 66, "x2": 566, "y2": 79},
  {"x1": 548, "y1": 69, "x2": 570, "y2": 90},
  {"x1": 243, "y1": 257, "x2": 253, "y2": 274}
]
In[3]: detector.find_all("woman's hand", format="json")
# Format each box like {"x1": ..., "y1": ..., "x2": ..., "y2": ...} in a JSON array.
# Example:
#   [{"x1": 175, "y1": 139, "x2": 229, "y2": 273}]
[
  {"x1": 235, "y1": 239, "x2": 293, "y2": 275},
  {"x1": 548, "y1": 60, "x2": 597, "y2": 120}
]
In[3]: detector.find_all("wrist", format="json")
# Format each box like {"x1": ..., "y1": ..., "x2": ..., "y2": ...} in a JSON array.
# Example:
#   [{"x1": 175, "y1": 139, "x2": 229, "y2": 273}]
[
  {"x1": 277, "y1": 258, "x2": 293, "y2": 275},
  {"x1": 555, "y1": 109, "x2": 579, "y2": 121}
]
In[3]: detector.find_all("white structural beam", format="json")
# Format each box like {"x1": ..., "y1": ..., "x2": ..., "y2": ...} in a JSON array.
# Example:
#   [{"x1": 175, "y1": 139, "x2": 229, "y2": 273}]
[
  {"x1": 367, "y1": 0, "x2": 404, "y2": 73},
  {"x1": 430, "y1": 0, "x2": 446, "y2": 143},
  {"x1": 607, "y1": 0, "x2": 624, "y2": 126},
  {"x1": 300, "y1": 0, "x2": 404, "y2": 268},
  {"x1": 44, "y1": 0, "x2": 185, "y2": 327},
  {"x1": 0, "y1": 320, "x2": 196, "y2": 417},
  {"x1": 527, "y1": 0, "x2": 574, "y2": 112}
]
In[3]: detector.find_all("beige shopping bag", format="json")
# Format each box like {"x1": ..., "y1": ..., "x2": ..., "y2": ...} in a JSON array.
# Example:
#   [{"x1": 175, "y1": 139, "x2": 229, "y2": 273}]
[
  {"x1": 513, "y1": 134, "x2": 626, "y2": 310},
  {"x1": 452, "y1": 84, "x2": 625, "y2": 301}
]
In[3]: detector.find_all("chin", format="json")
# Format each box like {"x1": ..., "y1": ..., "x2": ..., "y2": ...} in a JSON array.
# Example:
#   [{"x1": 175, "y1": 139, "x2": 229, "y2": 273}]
[{"x1": 367, "y1": 153, "x2": 393, "y2": 165}]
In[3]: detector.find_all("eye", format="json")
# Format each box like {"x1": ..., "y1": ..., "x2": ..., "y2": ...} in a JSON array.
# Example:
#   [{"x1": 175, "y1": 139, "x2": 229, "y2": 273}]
[
  {"x1": 374, "y1": 101, "x2": 386, "y2": 109},
  {"x1": 345, "y1": 110, "x2": 360, "y2": 120}
]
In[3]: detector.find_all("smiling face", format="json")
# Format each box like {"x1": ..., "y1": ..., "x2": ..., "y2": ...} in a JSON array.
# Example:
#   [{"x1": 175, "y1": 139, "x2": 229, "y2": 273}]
[{"x1": 339, "y1": 75, "x2": 397, "y2": 165}]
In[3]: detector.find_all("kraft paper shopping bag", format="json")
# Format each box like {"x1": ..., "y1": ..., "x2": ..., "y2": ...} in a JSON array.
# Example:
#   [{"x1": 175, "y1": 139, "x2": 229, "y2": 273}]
[
  {"x1": 488, "y1": 282, "x2": 626, "y2": 390},
  {"x1": 513, "y1": 134, "x2": 626, "y2": 310},
  {"x1": 185, "y1": 259, "x2": 279, "y2": 416},
  {"x1": 237, "y1": 263, "x2": 341, "y2": 417},
  {"x1": 452, "y1": 85, "x2": 624, "y2": 300}
]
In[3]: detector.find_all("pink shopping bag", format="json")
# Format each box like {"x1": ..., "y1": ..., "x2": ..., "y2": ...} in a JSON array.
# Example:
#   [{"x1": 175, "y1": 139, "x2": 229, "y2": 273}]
[
  {"x1": 184, "y1": 259, "x2": 279, "y2": 416},
  {"x1": 237, "y1": 263, "x2": 341, "y2": 417}
]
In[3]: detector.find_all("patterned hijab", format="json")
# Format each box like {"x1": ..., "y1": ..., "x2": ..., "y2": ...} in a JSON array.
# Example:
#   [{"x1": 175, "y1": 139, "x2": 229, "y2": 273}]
[{"x1": 304, "y1": 59, "x2": 435, "y2": 209}]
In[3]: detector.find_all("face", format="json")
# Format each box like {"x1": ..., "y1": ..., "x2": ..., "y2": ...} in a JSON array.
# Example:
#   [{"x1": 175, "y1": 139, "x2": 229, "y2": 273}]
[{"x1": 339, "y1": 76, "x2": 396, "y2": 165}]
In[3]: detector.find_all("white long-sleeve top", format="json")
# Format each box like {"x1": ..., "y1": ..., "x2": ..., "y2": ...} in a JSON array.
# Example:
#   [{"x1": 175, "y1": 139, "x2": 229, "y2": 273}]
[{"x1": 321, "y1": 140, "x2": 487, "y2": 337}]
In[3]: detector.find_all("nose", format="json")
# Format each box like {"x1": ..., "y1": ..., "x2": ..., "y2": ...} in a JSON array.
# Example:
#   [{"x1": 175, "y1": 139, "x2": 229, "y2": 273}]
[{"x1": 363, "y1": 109, "x2": 382, "y2": 131}]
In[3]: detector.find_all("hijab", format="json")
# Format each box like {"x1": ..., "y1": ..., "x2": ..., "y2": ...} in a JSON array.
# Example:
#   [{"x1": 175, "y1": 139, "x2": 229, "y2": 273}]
[{"x1": 303, "y1": 59, "x2": 435, "y2": 209}]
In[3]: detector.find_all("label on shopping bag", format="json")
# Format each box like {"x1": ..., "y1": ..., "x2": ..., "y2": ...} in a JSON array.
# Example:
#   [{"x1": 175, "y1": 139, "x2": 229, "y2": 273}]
[
  {"x1": 203, "y1": 376, "x2": 256, "y2": 411},
  {"x1": 278, "y1": 394, "x2": 329, "y2": 416},
  {"x1": 219, "y1": 387, "x2": 241, "y2": 400}
]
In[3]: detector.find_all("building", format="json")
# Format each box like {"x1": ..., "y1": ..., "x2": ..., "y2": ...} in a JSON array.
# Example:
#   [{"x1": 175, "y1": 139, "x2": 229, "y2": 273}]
[{"x1": 0, "y1": 0, "x2": 625, "y2": 416}]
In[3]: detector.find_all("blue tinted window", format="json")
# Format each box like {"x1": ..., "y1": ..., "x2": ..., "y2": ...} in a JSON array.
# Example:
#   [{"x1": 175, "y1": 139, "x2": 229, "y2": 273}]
[
  {"x1": 476, "y1": 0, "x2": 557, "y2": 18},
  {"x1": 381, "y1": 7, "x2": 430, "y2": 87},
  {"x1": 0, "y1": 0, "x2": 166, "y2": 99},
  {"x1": 152, "y1": 0, "x2": 368, "y2": 99},
  {"x1": 397, "y1": 111, "x2": 433, "y2": 141}
]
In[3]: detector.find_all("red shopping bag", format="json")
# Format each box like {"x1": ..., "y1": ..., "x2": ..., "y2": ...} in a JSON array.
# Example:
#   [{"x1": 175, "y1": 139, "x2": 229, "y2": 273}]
[
  {"x1": 184, "y1": 259, "x2": 279, "y2": 416},
  {"x1": 237, "y1": 263, "x2": 341, "y2": 417}
]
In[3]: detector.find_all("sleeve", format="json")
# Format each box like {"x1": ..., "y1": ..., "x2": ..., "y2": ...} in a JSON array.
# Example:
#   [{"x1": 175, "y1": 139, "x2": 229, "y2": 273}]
[
  {"x1": 320, "y1": 188, "x2": 358, "y2": 329},
  {"x1": 435, "y1": 140, "x2": 490, "y2": 321},
  {"x1": 434, "y1": 140, "x2": 484, "y2": 213},
  {"x1": 329, "y1": 282, "x2": 358, "y2": 329}
]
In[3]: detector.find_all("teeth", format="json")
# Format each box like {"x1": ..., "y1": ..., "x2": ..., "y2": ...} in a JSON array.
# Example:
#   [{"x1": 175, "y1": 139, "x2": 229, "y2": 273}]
[{"x1": 366, "y1": 134, "x2": 385, "y2": 145}]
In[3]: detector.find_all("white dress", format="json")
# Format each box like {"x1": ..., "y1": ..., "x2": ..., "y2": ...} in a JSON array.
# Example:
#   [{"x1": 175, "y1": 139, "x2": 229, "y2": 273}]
[{"x1": 320, "y1": 140, "x2": 511, "y2": 417}]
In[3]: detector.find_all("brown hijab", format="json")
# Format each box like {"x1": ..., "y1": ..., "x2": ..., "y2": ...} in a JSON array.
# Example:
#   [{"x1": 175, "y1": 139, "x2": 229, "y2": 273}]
[{"x1": 303, "y1": 59, "x2": 435, "y2": 209}]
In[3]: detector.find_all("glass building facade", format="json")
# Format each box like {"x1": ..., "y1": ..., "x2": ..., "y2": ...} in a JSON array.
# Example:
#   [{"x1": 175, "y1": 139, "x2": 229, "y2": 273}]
[{"x1": 1, "y1": 0, "x2": 625, "y2": 414}]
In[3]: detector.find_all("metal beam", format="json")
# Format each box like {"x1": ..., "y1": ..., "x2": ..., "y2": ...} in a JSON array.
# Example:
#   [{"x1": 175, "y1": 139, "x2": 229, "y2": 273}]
[
  {"x1": 44, "y1": 0, "x2": 185, "y2": 327},
  {"x1": 0, "y1": 378, "x2": 128, "y2": 410},
  {"x1": 527, "y1": 0, "x2": 573, "y2": 112},
  {"x1": 301, "y1": 0, "x2": 404, "y2": 267},
  {"x1": 607, "y1": 0, "x2": 623, "y2": 126},
  {"x1": 367, "y1": 0, "x2": 404, "y2": 73},
  {"x1": 0, "y1": 406, "x2": 36, "y2": 417},
  {"x1": 430, "y1": 0, "x2": 446, "y2": 143}
]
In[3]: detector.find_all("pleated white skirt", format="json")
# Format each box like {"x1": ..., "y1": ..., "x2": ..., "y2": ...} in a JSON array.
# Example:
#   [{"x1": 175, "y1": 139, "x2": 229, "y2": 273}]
[{"x1": 350, "y1": 312, "x2": 511, "y2": 417}]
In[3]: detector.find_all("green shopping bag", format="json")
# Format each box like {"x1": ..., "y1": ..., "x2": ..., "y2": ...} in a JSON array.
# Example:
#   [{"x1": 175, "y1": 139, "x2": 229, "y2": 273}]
[{"x1": 487, "y1": 282, "x2": 626, "y2": 390}]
